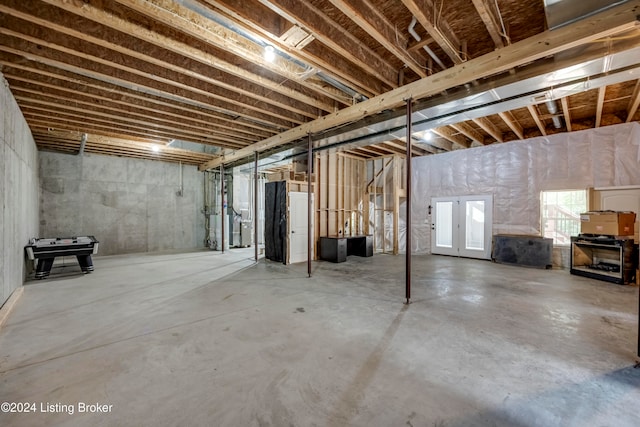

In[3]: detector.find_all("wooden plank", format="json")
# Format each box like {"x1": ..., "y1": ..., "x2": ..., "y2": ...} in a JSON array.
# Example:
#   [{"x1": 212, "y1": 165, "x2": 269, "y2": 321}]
[
  {"x1": 213, "y1": 0, "x2": 388, "y2": 96},
  {"x1": 327, "y1": 0, "x2": 427, "y2": 78},
  {"x1": 6, "y1": 75, "x2": 259, "y2": 143},
  {"x1": 450, "y1": 122, "x2": 486, "y2": 145},
  {"x1": 76, "y1": 0, "x2": 346, "y2": 108},
  {"x1": 561, "y1": 96, "x2": 573, "y2": 131},
  {"x1": 201, "y1": 0, "x2": 640, "y2": 169},
  {"x1": 0, "y1": 61, "x2": 275, "y2": 137},
  {"x1": 527, "y1": 105, "x2": 547, "y2": 136},
  {"x1": 432, "y1": 126, "x2": 470, "y2": 148},
  {"x1": 471, "y1": 0, "x2": 507, "y2": 48},
  {"x1": 595, "y1": 86, "x2": 607, "y2": 127},
  {"x1": 14, "y1": 92, "x2": 248, "y2": 147},
  {"x1": 472, "y1": 116, "x2": 504, "y2": 142},
  {"x1": 5, "y1": 0, "x2": 332, "y2": 116},
  {"x1": 498, "y1": 110, "x2": 524, "y2": 139},
  {"x1": 0, "y1": 24, "x2": 306, "y2": 127},
  {"x1": 626, "y1": 79, "x2": 640, "y2": 122},
  {"x1": 253, "y1": 0, "x2": 397, "y2": 91},
  {"x1": 400, "y1": 0, "x2": 463, "y2": 64}
]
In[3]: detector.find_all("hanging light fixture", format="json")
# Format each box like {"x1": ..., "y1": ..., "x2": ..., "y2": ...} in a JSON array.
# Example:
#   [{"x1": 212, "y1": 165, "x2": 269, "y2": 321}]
[{"x1": 264, "y1": 45, "x2": 276, "y2": 62}]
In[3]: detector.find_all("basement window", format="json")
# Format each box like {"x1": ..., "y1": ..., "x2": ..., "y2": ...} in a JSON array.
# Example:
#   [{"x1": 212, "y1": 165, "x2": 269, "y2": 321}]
[{"x1": 541, "y1": 190, "x2": 587, "y2": 245}]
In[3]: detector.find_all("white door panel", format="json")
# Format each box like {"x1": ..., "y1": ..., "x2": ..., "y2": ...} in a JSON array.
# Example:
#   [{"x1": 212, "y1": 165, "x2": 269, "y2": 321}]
[
  {"x1": 431, "y1": 195, "x2": 492, "y2": 259},
  {"x1": 289, "y1": 192, "x2": 313, "y2": 264}
]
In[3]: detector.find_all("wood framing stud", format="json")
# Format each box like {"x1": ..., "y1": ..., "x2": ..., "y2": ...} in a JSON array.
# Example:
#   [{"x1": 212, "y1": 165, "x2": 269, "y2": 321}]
[
  {"x1": 498, "y1": 111, "x2": 524, "y2": 139},
  {"x1": 450, "y1": 122, "x2": 485, "y2": 145},
  {"x1": 471, "y1": 0, "x2": 507, "y2": 48},
  {"x1": 626, "y1": 79, "x2": 640, "y2": 123},
  {"x1": 472, "y1": 117, "x2": 503, "y2": 143},
  {"x1": 595, "y1": 86, "x2": 606, "y2": 128},
  {"x1": 527, "y1": 105, "x2": 547, "y2": 136},
  {"x1": 560, "y1": 97, "x2": 573, "y2": 132},
  {"x1": 432, "y1": 126, "x2": 470, "y2": 148}
]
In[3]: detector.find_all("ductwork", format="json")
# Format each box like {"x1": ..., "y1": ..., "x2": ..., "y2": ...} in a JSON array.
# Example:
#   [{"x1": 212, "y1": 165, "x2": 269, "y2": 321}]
[
  {"x1": 545, "y1": 100, "x2": 563, "y2": 129},
  {"x1": 408, "y1": 17, "x2": 446, "y2": 71},
  {"x1": 544, "y1": 0, "x2": 629, "y2": 29},
  {"x1": 309, "y1": 45, "x2": 640, "y2": 152}
]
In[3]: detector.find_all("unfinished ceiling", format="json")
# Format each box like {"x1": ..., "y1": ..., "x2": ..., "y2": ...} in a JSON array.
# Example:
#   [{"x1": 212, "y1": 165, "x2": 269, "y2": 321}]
[{"x1": 0, "y1": 0, "x2": 639, "y2": 166}]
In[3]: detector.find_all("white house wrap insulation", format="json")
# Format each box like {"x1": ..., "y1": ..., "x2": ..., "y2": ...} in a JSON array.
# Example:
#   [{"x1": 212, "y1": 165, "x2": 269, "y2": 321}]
[{"x1": 410, "y1": 122, "x2": 640, "y2": 257}]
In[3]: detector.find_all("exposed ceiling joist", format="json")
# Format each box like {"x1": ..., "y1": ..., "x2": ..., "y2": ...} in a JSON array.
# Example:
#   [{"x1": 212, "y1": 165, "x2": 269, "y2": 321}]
[
  {"x1": 626, "y1": 79, "x2": 640, "y2": 122},
  {"x1": 400, "y1": 0, "x2": 464, "y2": 64},
  {"x1": 471, "y1": 0, "x2": 507, "y2": 48},
  {"x1": 328, "y1": 0, "x2": 427, "y2": 78},
  {"x1": 472, "y1": 117, "x2": 503, "y2": 143},
  {"x1": 498, "y1": 111, "x2": 524, "y2": 140},
  {"x1": 561, "y1": 97, "x2": 573, "y2": 132},
  {"x1": 201, "y1": 1, "x2": 640, "y2": 169},
  {"x1": 527, "y1": 105, "x2": 547, "y2": 136}
]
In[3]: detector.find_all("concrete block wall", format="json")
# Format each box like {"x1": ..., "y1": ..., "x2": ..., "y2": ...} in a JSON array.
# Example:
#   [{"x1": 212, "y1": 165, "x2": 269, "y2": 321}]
[
  {"x1": 39, "y1": 152, "x2": 206, "y2": 255},
  {"x1": 0, "y1": 75, "x2": 39, "y2": 308}
]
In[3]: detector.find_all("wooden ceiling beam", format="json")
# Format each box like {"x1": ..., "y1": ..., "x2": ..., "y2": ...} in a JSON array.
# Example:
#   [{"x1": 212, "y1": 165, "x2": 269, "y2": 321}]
[
  {"x1": 4, "y1": 0, "x2": 331, "y2": 117},
  {"x1": 0, "y1": 22, "x2": 307, "y2": 127},
  {"x1": 69, "y1": 0, "x2": 347, "y2": 108},
  {"x1": 471, "y1": 0, "x2": 507, "y2": 48},
  {"x1": 206, "y1": 0, "x2": 385, "y2": 98},
  {"x1": 252, "y1": 0, "x2": 397, "y2": 91},
  {"x1": 472, "y1": 117, "x2": 503, "y2": 142},
  {"x1": 10, "y1": 85, "x2": 257, "y2": 144},
  {"x1": 327, "y1": 0, "x2": 427, "y2": 78},
  {"x1": 24, "y1": 113, "x2": 241, "y2": 149},
  {"x1": 595, "y1": 86, "x2": 606, "y2": 127},
  {"x1": 527, "y1": 105, "x2": 547, "y2": 136},
  {"x1": 407, "y1": 37, "x2": 435, "y2": 53},
  {"x1": 400, "y1": 0, "x2": 464, "y2": 64},
  {"x1": 0, "y1": 60, "x2": 275, "y2": 138},
  {"x1": 201, "y1": 0, "x2": 640, "y2": 169},
  {"x1": 432, "y1": 126, "x2": 470, "y2": 148},
  {"x1": 560, "y1": 96, "x2": 573, "y2": 132},
  {"x1": 498, "y1": 111, "x2": 524, "y2": 140},
  {"x1": 450, "y1": 122, "x2": 486, "y2": 145},
  {"x1": 626, "y1": 79, "x2": 640, "y2": 122},
  {"x1": 0, "y1": 38, "x2": 294, "y2": 133}
]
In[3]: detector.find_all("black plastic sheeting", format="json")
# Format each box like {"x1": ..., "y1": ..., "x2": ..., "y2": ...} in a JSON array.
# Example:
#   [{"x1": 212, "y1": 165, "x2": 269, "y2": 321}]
[{"x1": 265, "y1": 181, "x2": 287, "y2": 264}]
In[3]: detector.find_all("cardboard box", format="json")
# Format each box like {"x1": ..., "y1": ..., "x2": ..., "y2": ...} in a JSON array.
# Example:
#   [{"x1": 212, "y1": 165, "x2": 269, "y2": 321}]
[{"x1": 580, "y1": 211, "x2": 636, "y2": 236}]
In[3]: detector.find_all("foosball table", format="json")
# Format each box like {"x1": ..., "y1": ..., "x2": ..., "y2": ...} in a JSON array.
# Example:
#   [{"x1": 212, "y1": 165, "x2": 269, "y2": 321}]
[{"x1": 25, "y1": 236, "x2": 99, "y2": 279}]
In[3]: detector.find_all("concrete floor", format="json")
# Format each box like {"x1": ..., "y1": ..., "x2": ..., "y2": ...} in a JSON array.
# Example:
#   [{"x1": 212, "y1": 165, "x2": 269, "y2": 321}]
[{"x1": 0, "y1": 250, "x2": 639, "y2": 427}]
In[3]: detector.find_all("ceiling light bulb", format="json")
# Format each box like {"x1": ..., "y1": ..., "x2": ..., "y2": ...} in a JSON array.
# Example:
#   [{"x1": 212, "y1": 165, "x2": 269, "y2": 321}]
[
  {"x1": 151, "y1": 144, "x2": 160, "y2": 153},
  {"x1": 422, "y1": 130, "x2": 433, "y2": 141},
  {"x1": 264, "y1": 45, "x2": 276, "y2": 62}
]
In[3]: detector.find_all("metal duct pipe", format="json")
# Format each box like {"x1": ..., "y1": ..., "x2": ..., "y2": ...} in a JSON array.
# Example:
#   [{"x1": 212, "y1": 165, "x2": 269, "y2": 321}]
[
  {"x1": 545, "y1": 99, "x2": 563, "y2": 129},
  {"x1": 408, "y1": 17, "x2": 446, "y2": 72}
]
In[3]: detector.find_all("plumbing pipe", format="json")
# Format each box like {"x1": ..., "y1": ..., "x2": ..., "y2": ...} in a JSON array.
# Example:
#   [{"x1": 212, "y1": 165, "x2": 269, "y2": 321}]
[{"x1": 408, "y1": 17, "x2": 446, "y2": 71}]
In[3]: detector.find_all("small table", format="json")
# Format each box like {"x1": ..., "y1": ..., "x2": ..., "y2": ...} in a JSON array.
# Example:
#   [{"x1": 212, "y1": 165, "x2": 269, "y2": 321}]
[
  {"x1": 319, "y1": 235, "x2": 373, "y2": 263},
  {"x1": 25, "y1": 236, "x2": 99, "y2": 279}
]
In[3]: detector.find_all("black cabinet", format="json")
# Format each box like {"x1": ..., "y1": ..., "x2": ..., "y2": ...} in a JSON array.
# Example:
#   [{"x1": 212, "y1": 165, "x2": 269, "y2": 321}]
[
  {"x1": 570, "y1": 235, "x2": 636, "y2": 285},
  {"x1": 319, "y1": 235, "x2": 373, "y2": 263}
]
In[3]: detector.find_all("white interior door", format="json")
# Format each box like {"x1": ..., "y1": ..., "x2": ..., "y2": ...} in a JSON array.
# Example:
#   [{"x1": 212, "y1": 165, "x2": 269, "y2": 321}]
[
  {"x1": 288, "y1": 192, "x2": 313, "y2": 264},
  {"x1": 431, "y1": 195, "x2": 493, "y2": 259}
]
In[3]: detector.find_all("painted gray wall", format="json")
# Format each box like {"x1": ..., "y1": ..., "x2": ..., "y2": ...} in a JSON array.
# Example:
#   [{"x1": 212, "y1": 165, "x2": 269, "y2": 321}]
[
  {"x1": 0, "y1": 75, "x2": 39, "y2": 307},
  {"x1": 411, "y1": 122, "x2": 640, "y2": 268},
  {"x1": 39, "y1": 152, "x2": 206, "y2": 256}
]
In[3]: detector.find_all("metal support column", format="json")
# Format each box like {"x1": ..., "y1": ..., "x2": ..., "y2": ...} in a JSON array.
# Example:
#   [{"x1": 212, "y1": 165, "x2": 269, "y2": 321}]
[
  {"x1": 405, "y1": 98, "x2": 413, "y2": 304},
  {"x1": 220, "y1": 163, "x2": 225, "y2": 254},
  {"x1": 307, "y1": 133, "x2": 313, "y2": 278},
  {"x1": 254, "y1": 151, "x2": 259, "y2": 262}
]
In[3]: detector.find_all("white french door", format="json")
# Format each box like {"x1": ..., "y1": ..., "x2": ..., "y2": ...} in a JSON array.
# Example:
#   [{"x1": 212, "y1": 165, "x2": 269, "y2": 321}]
[{"x1": 431, "y1": 195, "x2": 493, "y2": 259}]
